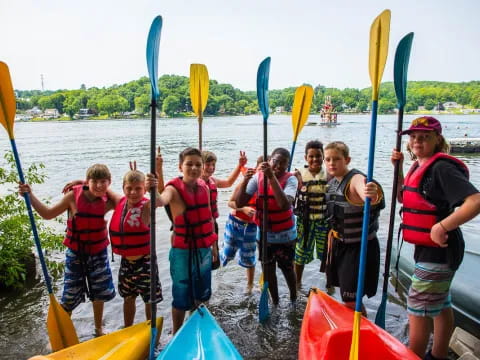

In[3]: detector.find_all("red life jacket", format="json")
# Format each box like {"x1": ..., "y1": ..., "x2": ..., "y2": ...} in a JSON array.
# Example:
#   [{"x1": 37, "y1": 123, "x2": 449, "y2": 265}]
[
  {"x1": 233, "y1": 194, "x2": 257, "y2": 223},
  {"x1": 255, "y1": 172, "x2": 295, "y2": 232},
  {"x1": 401, "y1": 152, "x2": 469, "y2": 247},
  {"x1": 166, "y1": 177, "x2": 217, "y2": 249},
  {"x1": 109, "y1": 197, "x2": 150, "y2": 257},
  {"x1": 64, "y1": 185, "x2": 109, "y2": 254},
  {"x1": 205, "y1": 177, "x2": 219, "y2": 219}
]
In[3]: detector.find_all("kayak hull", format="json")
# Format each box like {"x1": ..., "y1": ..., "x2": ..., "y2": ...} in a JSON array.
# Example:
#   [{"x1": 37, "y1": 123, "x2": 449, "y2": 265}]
[
  {"x1": 29, "y1": 318, "x2": 162, "y2": 360},
  {"x1": 157, "y1": 305, "x2": 242, "y2": 360},
  {"x1": 299, "y1": 289, "x2": 419, "y2": 360}
]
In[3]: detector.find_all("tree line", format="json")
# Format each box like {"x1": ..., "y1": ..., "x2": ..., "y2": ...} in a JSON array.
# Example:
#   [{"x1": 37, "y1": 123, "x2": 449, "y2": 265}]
[{"x1": 15, "y1": 76, "x2": 480, "y2": 118}]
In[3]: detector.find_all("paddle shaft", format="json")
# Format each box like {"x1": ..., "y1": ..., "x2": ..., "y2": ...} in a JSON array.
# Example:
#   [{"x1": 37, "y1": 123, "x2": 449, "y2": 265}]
[
  {"x1": 288, "y1": 141, "x2": 297, "y2": 172},
  {"x1": 11, "y1": 139, "x2": 54, "y2": 294},
  {"x1": 198, "y1": 114, "x2": 203, "y2": 151},
  {"x1": 149, "y1": 99, "x2": 158, "y2": 341},
  {"x1": 354, "y1": 100, "x2": 378, "y2": 313},
  {"x1": 380, "y1": 107, "x2": 403, "y2": 295},
  {"x1": 262, "y1": 119, "x2": 268, "y2": 282}
]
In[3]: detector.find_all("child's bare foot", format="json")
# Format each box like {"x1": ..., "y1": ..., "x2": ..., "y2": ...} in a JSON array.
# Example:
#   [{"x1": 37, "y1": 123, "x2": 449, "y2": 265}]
[{"x1": 246, "y1": 283, "x2": 253, "y2": 294}]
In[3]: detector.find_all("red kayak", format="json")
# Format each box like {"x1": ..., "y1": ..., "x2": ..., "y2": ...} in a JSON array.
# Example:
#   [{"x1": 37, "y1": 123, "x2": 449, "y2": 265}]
[{"x1": 299, "y1": 288, "x2": 420, "y2": 360}]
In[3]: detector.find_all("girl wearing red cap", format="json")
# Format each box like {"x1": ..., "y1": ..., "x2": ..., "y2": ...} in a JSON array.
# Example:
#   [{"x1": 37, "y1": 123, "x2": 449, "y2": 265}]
[{"x1": 392, "y1": 116, "x2": 480, "y2": 360}]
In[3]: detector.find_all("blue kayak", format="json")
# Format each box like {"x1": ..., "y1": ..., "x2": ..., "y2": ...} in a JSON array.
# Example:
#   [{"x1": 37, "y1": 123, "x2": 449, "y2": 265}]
[{"x1": 157, "y1": 305, "x2": 243, "y2": 360}]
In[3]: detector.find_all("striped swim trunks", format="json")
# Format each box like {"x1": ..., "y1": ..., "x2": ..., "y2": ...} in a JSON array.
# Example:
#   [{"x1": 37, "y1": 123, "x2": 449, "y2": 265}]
[
  {"x1": 61, "y1": 248, "x2": 116, "y2": 312},
  {"x1": 294, "y1": 218, "x2": 328, "y2": 265},
  {"x1": 407, "y1": 262, "x2": 454, "y2": 318},
  {"x1": 221, "y1": 214, "x2": 257, "y2": 268}
]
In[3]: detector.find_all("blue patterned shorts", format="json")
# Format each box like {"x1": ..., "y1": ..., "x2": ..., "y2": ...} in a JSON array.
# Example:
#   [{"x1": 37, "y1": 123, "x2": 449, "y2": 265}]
[
  {"x1": 221, "y1": 214, "x2": 257, "y2": 268},
  {"x1": 61, "y1": 248, "x2": 115, "y2": 312}
]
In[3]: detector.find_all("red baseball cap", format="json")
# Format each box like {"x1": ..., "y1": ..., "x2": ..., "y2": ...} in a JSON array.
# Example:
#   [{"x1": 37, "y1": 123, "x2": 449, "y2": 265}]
[{"x1": 400, "y1": 116, "x2": 442, "y2": 135}]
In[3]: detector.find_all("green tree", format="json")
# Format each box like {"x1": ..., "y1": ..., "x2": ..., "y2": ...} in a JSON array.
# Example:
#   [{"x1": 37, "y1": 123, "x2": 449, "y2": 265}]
[
  {"x1": 63, "y1": 95, "x2": 82, "y2": 119},
  {"x1": 162, "y1": 95, "x2": 181, "y2": 116},
  {"x1": 424, "y1": 99, "x2": 436, "y2": 111},
  {"x1": 97, "y1": 94, "x2": 129, "y2": 116},
  {"x1": 134, "y1": 94, "x2": 150, "y2": 115},
  {"x1": 0, "y1": 152, "x2": 63, "y2": 289}
]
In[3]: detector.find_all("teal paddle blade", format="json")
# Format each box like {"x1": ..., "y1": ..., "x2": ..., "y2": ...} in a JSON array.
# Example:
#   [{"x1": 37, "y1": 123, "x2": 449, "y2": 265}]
[
  {"x1": 256, "y1": 57, "x2": 271, "y2": 121},
  {"x1": 393, "y1": 32, "x2": 414, "y2": 109},
  {"x1": 146, "y1": 16, "x2": 163, "y2": 101},
  {"x1": 375, "y1": 292, "x2": 387, "y2": 328},
  {"x1": 259, "y1": 281, "x2": 270, "y2": 323}
]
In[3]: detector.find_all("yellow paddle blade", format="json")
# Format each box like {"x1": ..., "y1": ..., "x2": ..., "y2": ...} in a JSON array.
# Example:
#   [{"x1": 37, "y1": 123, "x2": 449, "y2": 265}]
[
  {"x1": 47, "y1": 294, "x2": 79, "y2": 351},
  {"x1": 291, "y1": 85, "x2": 313, "y2": 141},
  {"x1": 0, "y1": 62, "x2": 17, "y2": 139},
  {"x1": 369, "y1": 9, "x2": 391, "y2": 101},
  {"x1": 349, "y1": 311, "x2": 362, "y2": 360},
  {"x1": 190, "y1": 64, "x2": 209, "y2": 116}
]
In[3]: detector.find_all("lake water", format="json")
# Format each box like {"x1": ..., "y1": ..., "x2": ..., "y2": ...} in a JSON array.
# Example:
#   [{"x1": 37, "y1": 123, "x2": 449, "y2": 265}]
[{"x1": 0, "y1": 114, "x2": 479, "y2": 359}]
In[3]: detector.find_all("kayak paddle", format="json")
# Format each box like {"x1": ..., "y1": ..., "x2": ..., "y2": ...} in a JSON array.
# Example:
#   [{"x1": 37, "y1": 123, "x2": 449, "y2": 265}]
[
  {"x1": 349, "y1": 10, "x2": 390, "y2": 360},
  {"x1": 375, "y1": 32, "x2": 414, "y2": 329},
  {"x1": 288, "y1": 85, "x2": 314, "y2": 171},
  {"x1": 0, "y1": 61, "x2": 79, "y2": 351},
  {"x1": 146, "y1": 15, "x2": 163, "y2": 360},
  {"x1": 190, "y1": 64, "x2": 209, "y2": 151},
  {"x1": 256, "y1": 56, "x2": 271, "y2": 323}
]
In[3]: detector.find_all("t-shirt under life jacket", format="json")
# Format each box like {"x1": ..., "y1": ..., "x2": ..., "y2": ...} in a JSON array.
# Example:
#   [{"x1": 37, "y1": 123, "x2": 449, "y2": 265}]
[
  {"x1": 109, "y1": 196, "x2": 150, "y2": 257},
  {"x1": 166, "y1": 177, "x2": 217, "y2": 249},
  {"x1": 401, "y1": 152, "x2": 469, "y2": 247},
  {"x1": 205, "y1": 177, "x2": 219, "y2": 219},
  {"x1": 64, "y1": 185, "x2": 109, "y2": 255},
  {"x1": 326, "y1": 169, "x2": 384, "y2": 244},
  {"x1": 255, "y1": 172, "x2": 295, "y2": 232},
  {"x1": 233, "y1": 194, "x2": 257, "y2": 224},
  {"x1": 294, "y1": 167, "x2": 328, "y2": 221}
]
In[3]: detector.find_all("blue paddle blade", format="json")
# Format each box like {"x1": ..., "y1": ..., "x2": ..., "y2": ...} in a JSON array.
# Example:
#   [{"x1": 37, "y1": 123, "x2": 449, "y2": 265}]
[
  {"x1": 393, "y1": 32, "x2": 414, "y2": 109},
  {"x1": 256, "y1": 57, "x2": 271, "y2": 121},
  {"x1": 259, "y1": 281, "x2": 270, "y2": 323},
  {"x1": 375, "y1": 292, "x2": 387, "y2": 329},
  {"x1": 146, "y1": 16, "x2": 163, "y2": 101}
]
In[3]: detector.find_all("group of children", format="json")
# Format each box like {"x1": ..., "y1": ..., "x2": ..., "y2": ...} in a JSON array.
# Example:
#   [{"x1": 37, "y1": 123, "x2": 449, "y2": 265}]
[{"x1": 18, "y1": 116, "x2": 480, "y2": 360}]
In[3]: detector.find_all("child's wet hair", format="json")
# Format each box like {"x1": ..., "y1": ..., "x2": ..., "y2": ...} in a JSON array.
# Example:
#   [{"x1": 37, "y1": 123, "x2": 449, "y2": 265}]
[
  {"x1": 271, "y1": 147, "x2": 290, "y2": 161},
  {"x1": 123, "y1": 170, "x2": 145, "y2": 186},
  {"x1": 305, "y1": 140, "x2": 324, "y2": 155},
  {"x1": 406, "y1": 133, "x2": 450, "y2": 160},
  {"x1": 201, "y1": 150, "x2": 217, "y2": 163},
  {"x1": 86, "y1": 164, "x2": 111, "y2": 181},
  {"x1": 179, "y1": 147, "x2": 203, "y2": 164},
  {"x1": 325, "y1": 141, "x2": 350, "y2": 158}
]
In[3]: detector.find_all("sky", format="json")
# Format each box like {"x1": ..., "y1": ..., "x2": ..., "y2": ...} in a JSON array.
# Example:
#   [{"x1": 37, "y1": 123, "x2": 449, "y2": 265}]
[{"x1": 0, "y1": 0, "x2": 479, "y2": 92}]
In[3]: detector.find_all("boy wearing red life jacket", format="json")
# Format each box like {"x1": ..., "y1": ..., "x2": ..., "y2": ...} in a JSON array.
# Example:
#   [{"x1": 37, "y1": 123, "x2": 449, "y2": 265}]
[
  {"x1": 200, "y1": 150, "x2": 247, "y2": 269},
  {"x1": 153, "y1": 147, "x2": 218, "y2": 334},
  {"x1": 19, "y1": 164, "x2": 116, "y2": 336},
  {"x1": 108, "y1": 167, "x2": 163, "y2": 328},
  {"x1": 236, "y1": 148, "x2": 298, "y2": 306}
]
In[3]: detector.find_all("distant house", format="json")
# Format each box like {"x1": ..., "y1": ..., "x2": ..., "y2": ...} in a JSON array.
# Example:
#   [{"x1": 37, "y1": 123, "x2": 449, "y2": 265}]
[
  {"x1": 77, "y1": 108, "x2": 95, "y2": 119},
  {"x1": 443, "y1": 101, "x2": 459, "y2": 109},
  {"x1": 417, "y1": 105, "x2": 426, "y2": 111},
  {"x1": 26, "y1": 106, "x2": 42, "y2": 116},
  {"x1": 43, "y1": 109, "x2": 60, "y2": 119},
  {"x1": 275, "y1": 106, "x2": 284, "y2": 113}
]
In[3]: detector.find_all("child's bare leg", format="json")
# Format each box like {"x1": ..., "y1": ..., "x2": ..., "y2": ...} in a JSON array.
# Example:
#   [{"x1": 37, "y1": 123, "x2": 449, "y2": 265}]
[
  {"x1": 246, "y1": 267, "x2": 255, "y2": 288},
  {"x1": 294, "y1": 263, "x2": 304, "y2": 290},
  {"x1": 280, "y1": 265, "x2": 297, "y2": 301},
  {"x1": 123, "y1": 296, "x2": 136, "y2": 327},
  {"x1": 172, "y1": 307, "x2": 186, "y2": 334},
  {"x1": 145, "y1": 303, "x2": 152, "y2": 321},
  {"x1": 264, "y1": 262, "x2": 279, "y2": 305},
  {"x1": 92, "y1": 300, "x2": 104, "y2": 336},
  {"x1": 408, "y1": 314, "x2": 433, "y2": 357},
  {"x1": 431, "y1": 308, "x2": 454, "y2": 359}
]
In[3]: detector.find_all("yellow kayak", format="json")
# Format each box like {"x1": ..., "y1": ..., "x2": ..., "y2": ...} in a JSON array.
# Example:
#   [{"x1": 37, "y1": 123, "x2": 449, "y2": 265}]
[{"x1": 29, "y1": 318, "x2": 163, "y2": 360}]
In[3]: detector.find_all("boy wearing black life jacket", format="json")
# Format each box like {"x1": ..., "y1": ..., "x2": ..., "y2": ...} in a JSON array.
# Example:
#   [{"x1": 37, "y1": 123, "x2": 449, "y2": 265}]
[
  {"x1": 293, "y1": 140, "x2": 328, "y2": 289},
  {"x1": 323, "y1": 142, "x2": 384, "y2": 314},
  {"x1": 201, "y1": 150, "x2": 247, "y2": 270},
  {"x1": 153, "y1": 147, "x2": 218, "y2": 334},
  {"x1": 236, "y1": 147, "x2": 298, "y2": 306},
  {"x1": 108, "y1": 166, "x2": 163, "y2": 328},
  {"x1": 19, "y1": 164, "x2": 116, "y2": 336}
]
